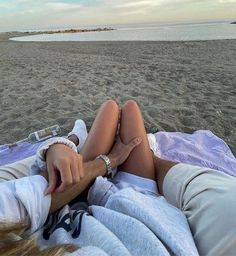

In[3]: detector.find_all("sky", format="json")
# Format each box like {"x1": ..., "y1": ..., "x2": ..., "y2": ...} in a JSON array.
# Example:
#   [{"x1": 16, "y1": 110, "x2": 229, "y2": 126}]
[{"x1": 0, "y1": 0, "x2": 236, "y2": 31}]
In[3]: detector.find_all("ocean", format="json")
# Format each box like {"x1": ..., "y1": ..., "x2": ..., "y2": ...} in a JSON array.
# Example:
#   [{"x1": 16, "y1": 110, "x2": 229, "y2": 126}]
[{"x1": 10, "y1": 22, "x2": 236, "y2": 42}]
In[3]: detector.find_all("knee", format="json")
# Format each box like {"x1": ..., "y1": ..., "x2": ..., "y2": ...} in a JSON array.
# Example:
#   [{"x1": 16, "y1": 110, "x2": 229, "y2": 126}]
[
  {"x1": 122, "y1": 100, "x2": 139, "y2": 112},
  {"x1": 101, "y1": 99, "x2": 119, "y2": 112}
]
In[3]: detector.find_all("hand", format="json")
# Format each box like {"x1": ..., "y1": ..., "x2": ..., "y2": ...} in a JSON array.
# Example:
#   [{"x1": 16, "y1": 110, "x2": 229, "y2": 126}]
[
  {"x1": 108, "y1": 136, "x2": 142, "y2": 167},
  {"x1": 45, "y1": 144, "x2": 84, "y2": 194}
]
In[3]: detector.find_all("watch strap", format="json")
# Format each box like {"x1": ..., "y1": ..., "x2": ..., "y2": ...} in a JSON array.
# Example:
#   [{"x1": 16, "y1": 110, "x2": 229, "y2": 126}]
[{"x1": 96, "y1": 154, "x2": 114, "y2": 178}]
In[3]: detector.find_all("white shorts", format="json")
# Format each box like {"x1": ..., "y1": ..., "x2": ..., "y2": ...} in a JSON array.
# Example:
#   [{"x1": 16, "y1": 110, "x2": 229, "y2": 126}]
[
  {"x1": 112, "y1": 171, "x2": 158, "y2": 196},
  {"x1": 88, "y1": 171, "x2": 158, "y2": 207}
]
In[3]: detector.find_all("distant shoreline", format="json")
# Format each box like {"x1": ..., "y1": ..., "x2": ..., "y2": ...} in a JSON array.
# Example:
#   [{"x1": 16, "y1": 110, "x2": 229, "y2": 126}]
[
  {"x1": 5, "y1": 22, "x2": 236, "y2": 42},
  {"x1": 21, "y1": 27, "x2": 115, "y2": 35},
  {"x1": 0, "y1": 27, "x2": 115, "y2": 40}
]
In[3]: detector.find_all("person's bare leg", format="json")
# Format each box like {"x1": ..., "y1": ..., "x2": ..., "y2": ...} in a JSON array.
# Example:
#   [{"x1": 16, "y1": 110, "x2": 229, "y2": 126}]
[
  {"x1": 119, "y1": 100, "x2": 155, "y2": 180},
  {"x1": 80, "y1": 100, "x2": 120, "y2": 162},
  {"x1": 153, "y1": 156, "x2": 178, "y2": 195},
  {"x1": 68, "y1": 134, "x2": 79, "y2": 146}
]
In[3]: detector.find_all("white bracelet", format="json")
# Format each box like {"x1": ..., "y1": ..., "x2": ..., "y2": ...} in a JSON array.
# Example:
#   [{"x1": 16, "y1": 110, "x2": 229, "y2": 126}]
[{"x1": 38, "y1": 137, "x2": 77, "y2": 159}]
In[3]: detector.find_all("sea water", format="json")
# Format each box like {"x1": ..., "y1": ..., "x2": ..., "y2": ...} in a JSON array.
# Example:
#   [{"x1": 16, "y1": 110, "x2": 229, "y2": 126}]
[{"x1": 10, "y1": 22, "x2": 236, "y2": 42}]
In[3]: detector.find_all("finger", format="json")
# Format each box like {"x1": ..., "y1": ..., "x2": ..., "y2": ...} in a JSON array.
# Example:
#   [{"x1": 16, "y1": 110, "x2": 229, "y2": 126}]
[
  {"x1": 55, "y1": 160, "x2": 72, "y2": 193},
  {"x1": 44, "y1": 163, "x2": 58, "y2": 195},
  {"x1": 78, "y1": 155, "x2": 84, "y2": 178},
  {"x1": 128, "y1": 137, "x2": 142, "y2": 149},
  {"x1": 70, "y1": 159, "x2": 80, "y2": 184}
]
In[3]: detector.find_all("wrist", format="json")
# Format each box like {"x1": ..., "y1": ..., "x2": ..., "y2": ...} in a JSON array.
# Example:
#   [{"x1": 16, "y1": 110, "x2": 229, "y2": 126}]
[
  {"x1": 95, "y1": 155, "x2": 113, "y2": 178},
  {"x1": 38, "y1": 137, "x2": 77, "y2": 162},
  {"x1": 93, "y1": 154, "x2": 118, "y2": 179},
  {"x1": 31, "y1": 137, "x2": 77, "y2": 175},
  {"x1": 107, "y1": 154, "x2": 117, "y2": 168}
]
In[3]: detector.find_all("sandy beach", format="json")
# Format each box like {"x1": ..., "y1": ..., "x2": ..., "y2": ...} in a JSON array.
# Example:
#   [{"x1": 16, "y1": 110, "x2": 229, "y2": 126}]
[{"x1": 0, "y1": 32, "x2": 235, "y2": 155}]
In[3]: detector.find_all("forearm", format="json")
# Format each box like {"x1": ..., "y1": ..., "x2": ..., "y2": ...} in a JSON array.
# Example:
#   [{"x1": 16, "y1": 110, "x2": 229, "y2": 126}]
[
  {"x1": 39, "y1": 134, "x2": 139, "y2": 213},
  {"x1": 41, "y1": 159, "x2": 108, "y2": 213}
]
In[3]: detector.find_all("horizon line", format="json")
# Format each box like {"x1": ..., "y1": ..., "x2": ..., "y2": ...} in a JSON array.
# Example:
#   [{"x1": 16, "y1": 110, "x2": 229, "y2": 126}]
[{"x1": 0, "y1": 19, "x2": 234, "y2": 33}]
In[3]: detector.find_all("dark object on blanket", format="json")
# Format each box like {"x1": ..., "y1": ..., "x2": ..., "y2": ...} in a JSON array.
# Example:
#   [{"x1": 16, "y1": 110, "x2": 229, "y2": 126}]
[{"x1": 147, "y1": 127, "x2": 160, "y2": 134}]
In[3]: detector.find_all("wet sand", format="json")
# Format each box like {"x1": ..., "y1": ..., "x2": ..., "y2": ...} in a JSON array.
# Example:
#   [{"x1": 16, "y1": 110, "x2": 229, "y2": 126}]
[{"x1": 0, "y1": 32, "x2": 235, "y2": 155}]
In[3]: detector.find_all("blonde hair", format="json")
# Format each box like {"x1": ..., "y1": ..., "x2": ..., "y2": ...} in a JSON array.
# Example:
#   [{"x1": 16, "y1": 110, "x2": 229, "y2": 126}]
[{"x1": 0, "y1": 222, "x2": 78, "y2": 256}]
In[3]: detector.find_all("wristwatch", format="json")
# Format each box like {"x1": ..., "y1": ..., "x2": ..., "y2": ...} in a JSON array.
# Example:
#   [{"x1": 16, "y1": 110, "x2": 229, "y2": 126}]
[{"x1": 96, "y1": 154, "x2": 113, "y2": 178}]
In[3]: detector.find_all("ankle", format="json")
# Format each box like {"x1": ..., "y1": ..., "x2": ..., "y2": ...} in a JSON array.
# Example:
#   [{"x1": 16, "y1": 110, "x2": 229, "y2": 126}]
[{"x1": 68, "y1": 134, "x2": 80, "y2": 146}]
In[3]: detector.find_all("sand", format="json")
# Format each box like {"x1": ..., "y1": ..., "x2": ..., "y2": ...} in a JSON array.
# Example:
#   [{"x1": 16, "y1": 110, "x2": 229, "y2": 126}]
[{"x1": 0, "y1": 32, "x2": 235, "y2": 155}]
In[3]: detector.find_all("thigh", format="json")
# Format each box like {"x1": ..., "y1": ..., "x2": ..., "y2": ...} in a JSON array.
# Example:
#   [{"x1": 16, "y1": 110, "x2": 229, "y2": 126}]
[
  {"x1": 0, "y1": 156, "x2": 35, "y2": 182},
  {"x1": 80, "y1": 100, "x2": 120, "y2": 162},
  {"x1": 163, "y1": 163, "x2": 236, "y2": 256},
  {"x1": 119, "y1": 100, "x2": 155, "y2": 180}
]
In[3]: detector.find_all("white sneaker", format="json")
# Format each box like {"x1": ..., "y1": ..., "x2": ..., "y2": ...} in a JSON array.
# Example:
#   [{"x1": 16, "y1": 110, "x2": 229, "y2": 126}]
[
  {"x1": 68, "y1": 119, "x2": 88, "y2": 152},
  {"x1": 147, "y1": 133, "x2": 160, "y2": 157}
]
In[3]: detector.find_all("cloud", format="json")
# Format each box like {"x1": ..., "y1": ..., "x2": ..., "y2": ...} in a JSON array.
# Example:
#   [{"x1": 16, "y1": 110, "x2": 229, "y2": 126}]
[
  {"x1": 0, "y1": 0, "x2": 236, "y2": 31},
  {"x1": 115, "y1": 1, "x2": 156, "y2": 8},
  {"x1": 218, "y1": 0, "x2": 236, "y2": 2},
  {"x1": 121, "y1": 9, "x2": 147, "y2": 16},
  {"x1": 113, "y1": 0, "x2": 236, "y2": 8},
  {"x1": 46, "y1": 2, "x2": 81, "y2": 13}
]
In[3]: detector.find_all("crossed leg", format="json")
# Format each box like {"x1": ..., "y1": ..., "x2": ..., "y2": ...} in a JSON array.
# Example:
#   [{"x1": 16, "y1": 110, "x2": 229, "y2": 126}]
[
  {"x1": 80, "y1": 100, "x2": 120, "y2": 162},
  {"x1": 119, "y1": 100, "x2": 155, "y2": 180}
]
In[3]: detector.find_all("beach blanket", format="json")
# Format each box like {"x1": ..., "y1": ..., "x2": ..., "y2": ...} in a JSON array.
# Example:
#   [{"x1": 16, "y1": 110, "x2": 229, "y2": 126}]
[
  {"x1": 154, "y1": 130, "x2": 236, "y2": 176},
  {"x1": 0, "y1": 130, "x2": 235, "y2": 176},
  {"x1": 0, "y1": 142, "x2": 41, "y2": 166},
  {"x1": 0, "y1": 130, "x2": 235, "y2": 255}
]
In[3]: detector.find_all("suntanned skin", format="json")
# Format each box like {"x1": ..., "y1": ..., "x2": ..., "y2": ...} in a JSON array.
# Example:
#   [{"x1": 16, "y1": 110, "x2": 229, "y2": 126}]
[
  {"x1": 45, "y1": 145, "x2": 178, "y2": 213},
  {"x1": 42, "y1": 136, "x2": 142, "y2": 213},
  {"x1": 153, "y1": 156, "x2": 178, "y2": 195},
  {"x1": 44, "y1": 99, "x2": 177, "y2": 213},
  {"x1": 45, "y1": 100, "x2": 120, "y2": 195},
  {"x1": 41, "y1": 158, "x2": 107, "y2": 213}
]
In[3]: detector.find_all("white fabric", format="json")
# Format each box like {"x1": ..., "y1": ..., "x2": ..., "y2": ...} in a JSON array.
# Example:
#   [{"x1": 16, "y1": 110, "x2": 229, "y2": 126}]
[
  {"x1": 89, "y1": 182, "x2": 198, "y2": 255},
  {"x1": 37, "y1": 204, "x2": 131, "y2": 256},
  {"x1": 112, "y1": 171, "x2": 159, "y2": 195},
  {"x1": 67, "y1": 119, "x2": 88, "y2": 152},
  {"x1": 66, "y1": 247, "x2": 109, "y2": 256},
  {"x1": 87, "y1": 172, "x2": 159, "y2": 206},
  {"x1": 0, "y1": 169, "x2": 198, "y2": 255},
  {"x1": 0, "y1": 175, "x2": 51, "y2": 236},
  {"x1": 36, "y1": 175, "x2": 198, "y2": 255},
  {"x1": 147, "y1": 133, "x2": 160, "y2": 156}
]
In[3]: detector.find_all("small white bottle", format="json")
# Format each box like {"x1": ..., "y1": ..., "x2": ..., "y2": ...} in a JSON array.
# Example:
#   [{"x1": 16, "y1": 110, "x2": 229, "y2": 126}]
[{"x1": 28, "y1": 125, "x2": 61, "y2": 143}]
